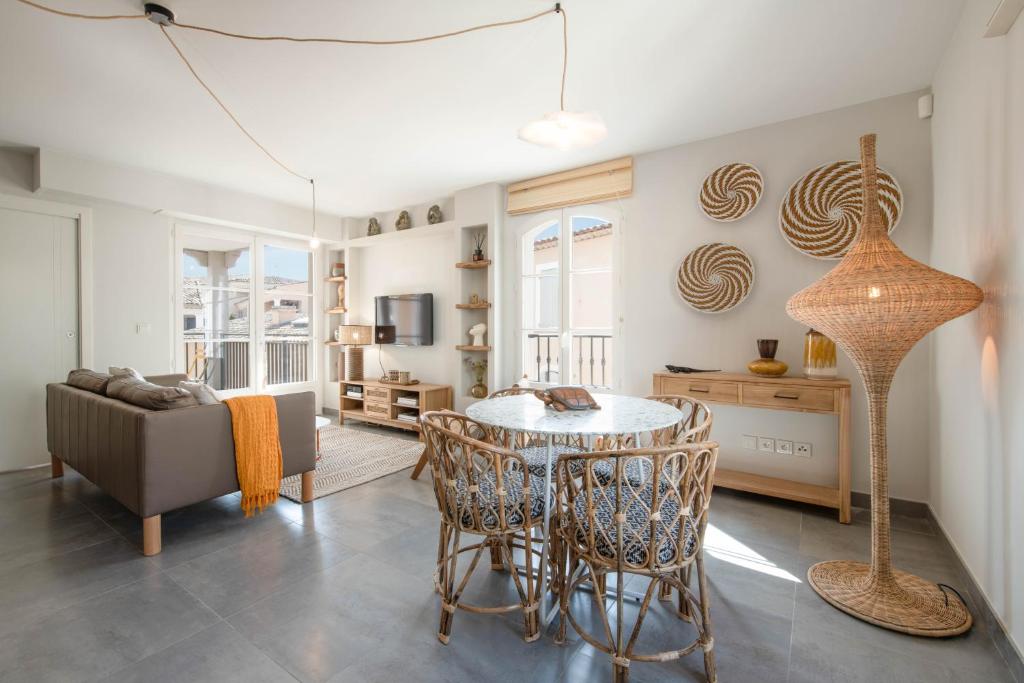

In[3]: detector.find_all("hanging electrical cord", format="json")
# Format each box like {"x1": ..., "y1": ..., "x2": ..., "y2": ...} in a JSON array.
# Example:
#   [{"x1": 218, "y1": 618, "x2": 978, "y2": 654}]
[{"x1": 13, "y1": 0, "x2": 580, "y2": 236}]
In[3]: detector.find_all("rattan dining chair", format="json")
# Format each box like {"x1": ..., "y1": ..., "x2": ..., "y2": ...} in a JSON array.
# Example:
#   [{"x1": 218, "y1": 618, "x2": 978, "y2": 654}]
[
  {"x1": 421, "y1": 410, "x2": 547, "y2": 644},
  {"x1": 598, "y1": 395, "x2": 712, "y2": 450},
  {"x1": 554, "y1": 443, "x2": 720, "y2": 683}
]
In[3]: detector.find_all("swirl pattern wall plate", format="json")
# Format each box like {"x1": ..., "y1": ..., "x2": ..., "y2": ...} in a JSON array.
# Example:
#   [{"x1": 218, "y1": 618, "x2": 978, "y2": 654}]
[
  {"x1": 698, "y1": 162, "x2": 763, "y2": 221},
  {"x1": 676, "y1": 242, "x2": 754, "y2": 313},
  {"x1": 779, "y1": 160, "x2": 903, "y2": 259}
]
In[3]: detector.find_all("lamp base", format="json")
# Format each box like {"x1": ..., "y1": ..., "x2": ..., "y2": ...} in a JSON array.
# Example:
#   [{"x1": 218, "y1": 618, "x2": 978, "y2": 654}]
[
  {"x1": 344, "y1": 346, "x2": 365, "y2": 381},
  {"x1": 808, "y1": 560, "x2": 972, "y2": 637}
]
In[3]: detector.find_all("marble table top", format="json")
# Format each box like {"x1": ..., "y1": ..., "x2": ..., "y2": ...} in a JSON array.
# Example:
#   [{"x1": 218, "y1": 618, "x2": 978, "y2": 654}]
[{"x1": 465, "y1": 393, "x2": 681, "y2": 436}]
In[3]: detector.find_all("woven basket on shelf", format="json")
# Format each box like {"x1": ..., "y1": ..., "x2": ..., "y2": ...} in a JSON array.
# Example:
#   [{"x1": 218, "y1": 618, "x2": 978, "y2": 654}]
[{"x1": 786, "y1": 133, "x2": 983, "y2": 637}]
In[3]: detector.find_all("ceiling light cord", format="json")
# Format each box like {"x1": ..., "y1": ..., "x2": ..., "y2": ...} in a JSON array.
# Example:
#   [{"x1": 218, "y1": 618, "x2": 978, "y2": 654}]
[
  {"x1": 169, "y1": 8, "x2": 556, "y2": 46},
  {"x1": 13, "y1": 0, "x2": 147, "y2": 21},
  {"x1": 559, "y1": 5, "x2": 567, "y2": 112}
]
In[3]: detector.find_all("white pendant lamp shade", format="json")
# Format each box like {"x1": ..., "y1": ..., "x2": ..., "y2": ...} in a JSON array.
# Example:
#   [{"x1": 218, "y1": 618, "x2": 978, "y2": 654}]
[{"x1": 518, "y1": 110, "x2": 607, "y2": 150}]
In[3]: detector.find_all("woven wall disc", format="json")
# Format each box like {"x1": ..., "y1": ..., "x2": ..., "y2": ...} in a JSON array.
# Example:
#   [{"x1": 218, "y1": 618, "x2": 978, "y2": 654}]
[
  {"x1": 698, "y1": 162, "x2": 763, "y2": 222},
  {"x1": 676, "y1": 242, "x2": 754, "y2": 313},
  {"x1": 779, "y1": 160, "x2": 902, "y2": 259}
]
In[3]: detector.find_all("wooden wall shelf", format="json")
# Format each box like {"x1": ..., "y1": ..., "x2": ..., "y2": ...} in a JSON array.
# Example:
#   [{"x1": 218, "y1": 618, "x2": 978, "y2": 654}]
[
  {"x1": 324, "y1": 341, "x2": 343, "y2": 347},
  {"x1": 325, "y1": 307, "x2": 348, "y2": 314},
  {"x1": 456, "y1": 345, "x2": 491, "y2": 352},
  {"x1": 455, "y1": 260, "x2": 491, "y2": 269},
  {"x1": 325, "y1": 275, "x2": 347, "y2": 282},
  {"x1": 652, "y1": 371, "x2": 852, "y2": 523},
  {"x1": 455, "y1": 303, "x2": 491, "y2": 310}
]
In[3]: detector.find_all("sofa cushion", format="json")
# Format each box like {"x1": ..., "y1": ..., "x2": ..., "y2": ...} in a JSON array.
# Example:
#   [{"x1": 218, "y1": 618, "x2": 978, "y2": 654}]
[
  {"x1": 108, "y1": 366, "x2": 144, "y2": 380},
  {"x1": 66, "y1": 369, "x2": 111, "y2": 394},
  {"x1": 178, "y1": 380, "x2": 221, "y2": 405},
  {"x1": 107, "y1": 375, "x2": 198, "y2": 410}
]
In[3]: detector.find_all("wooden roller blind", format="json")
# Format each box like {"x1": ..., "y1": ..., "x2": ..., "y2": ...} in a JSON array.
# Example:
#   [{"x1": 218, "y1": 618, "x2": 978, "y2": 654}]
[{"x1": 506, "y1": 156, "x2": 633, "y2": 215}]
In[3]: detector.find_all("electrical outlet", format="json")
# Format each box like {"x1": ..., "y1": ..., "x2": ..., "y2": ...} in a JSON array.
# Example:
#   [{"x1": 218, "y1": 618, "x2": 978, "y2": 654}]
[
  {"x1": 776, "y1": 440, "x2": 793, "y2": 455},
  {"x1": 795, "y1": 442, "x2": 812, "y2": 458},
  {"x1": 758, "y1": 437, "x2": 775, "y2": 453},
  {"x1": 742, "y1": 435, "x2": 757, "y2": 450}
]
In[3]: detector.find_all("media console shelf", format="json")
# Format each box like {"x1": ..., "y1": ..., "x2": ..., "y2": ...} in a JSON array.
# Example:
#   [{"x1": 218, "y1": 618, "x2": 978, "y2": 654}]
[
  {"x1": 652, "y1": 371, "x2": 852, "y2": 523},
  {"x1": 339, "y1": 379, "x2": 452, "y2": 436}
]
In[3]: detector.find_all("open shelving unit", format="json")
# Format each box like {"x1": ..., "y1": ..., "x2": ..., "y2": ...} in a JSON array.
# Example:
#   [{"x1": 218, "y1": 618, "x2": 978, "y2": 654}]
[{"x1": 339, "y1": 379, "x2": 452, "y2": 433}]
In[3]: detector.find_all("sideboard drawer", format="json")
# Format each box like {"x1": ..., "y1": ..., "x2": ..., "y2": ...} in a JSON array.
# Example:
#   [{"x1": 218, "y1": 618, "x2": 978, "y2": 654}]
[
  {"x1": 659, "y1": 377, "x2": 739, "y2": 404},
  {"x1": 365, "y1": 386, "x2": 390, "y2": 402},
  {"x1": 365, "y1": 401, "x2": 390, "y2": 418},
  {"x1": 741, "y1": 384, "x2": 835, "y2": 412}
]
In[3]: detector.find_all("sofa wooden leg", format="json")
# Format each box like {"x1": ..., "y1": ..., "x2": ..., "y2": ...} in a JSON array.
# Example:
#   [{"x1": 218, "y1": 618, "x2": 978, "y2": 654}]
[
  {"x1": 142, "y1": 515, "x2": 161, "y2": 556},
  {"x1": 301, "y1": 470, "x2": 315, "y2": 503},
  {"x1": 50, "y1": 454, "x2": 63, "y2": 478}
]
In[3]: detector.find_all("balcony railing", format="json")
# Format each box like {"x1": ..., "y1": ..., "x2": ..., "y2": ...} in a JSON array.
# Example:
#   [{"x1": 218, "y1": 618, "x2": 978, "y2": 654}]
[
  {"x1": 526, "y1": 333, "x2": 612, "y2": 387},
  {"x1": 184, "y1": 338, "x2": 310, "y2": 390}
]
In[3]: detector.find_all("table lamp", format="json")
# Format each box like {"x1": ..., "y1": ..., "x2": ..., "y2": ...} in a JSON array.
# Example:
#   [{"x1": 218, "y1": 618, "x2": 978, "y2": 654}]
[
  {"x1": 786, "y1": 134, "x2": 983, "y2": 637},
  {"x1": 337, "y1": 324, "x2": 372, "y2": 381}
]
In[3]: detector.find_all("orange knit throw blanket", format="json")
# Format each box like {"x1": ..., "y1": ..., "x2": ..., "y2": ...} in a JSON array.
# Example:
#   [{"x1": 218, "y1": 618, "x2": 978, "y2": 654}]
[{"x1": 225, "y1": 395, "x2": 283, "y2": 516}]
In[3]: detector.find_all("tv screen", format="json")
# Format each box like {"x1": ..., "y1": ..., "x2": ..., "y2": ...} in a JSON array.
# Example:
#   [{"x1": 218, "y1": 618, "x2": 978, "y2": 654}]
[{"x1": 375, "y1": 293, "x2": 433, "y2": 346}]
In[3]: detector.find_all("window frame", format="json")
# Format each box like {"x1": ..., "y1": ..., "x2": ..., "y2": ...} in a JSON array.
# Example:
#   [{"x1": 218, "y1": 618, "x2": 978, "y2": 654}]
[
  {"x1": 514, "y1": 204, "x2": 622, "y2": 391},
  {"x1": 173, "y1": 222, "x2": 319, "y2": 397}
]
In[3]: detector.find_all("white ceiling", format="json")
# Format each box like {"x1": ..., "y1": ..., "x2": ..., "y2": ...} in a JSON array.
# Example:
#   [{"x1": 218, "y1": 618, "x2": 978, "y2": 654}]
[{"x1": 0, "y1": 0, "x2": 964, "y2": 216}]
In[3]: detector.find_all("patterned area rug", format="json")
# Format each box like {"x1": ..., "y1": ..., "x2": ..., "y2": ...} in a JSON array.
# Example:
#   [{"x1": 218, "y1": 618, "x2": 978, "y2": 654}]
[{"x1": 279, "y1": 424, "x2": 425, "y2": 502}]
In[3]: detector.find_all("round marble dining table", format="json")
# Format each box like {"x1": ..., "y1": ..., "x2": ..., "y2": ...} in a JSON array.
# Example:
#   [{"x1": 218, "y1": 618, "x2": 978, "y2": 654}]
[{"x1": 466, "y1": 393, "x2": 682, "y2": 623}]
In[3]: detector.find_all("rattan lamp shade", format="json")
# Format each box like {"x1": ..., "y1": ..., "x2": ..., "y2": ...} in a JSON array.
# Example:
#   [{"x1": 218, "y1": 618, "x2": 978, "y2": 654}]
[{"x1": 786, "y1": 134, "x2": 983, "y2": 637}]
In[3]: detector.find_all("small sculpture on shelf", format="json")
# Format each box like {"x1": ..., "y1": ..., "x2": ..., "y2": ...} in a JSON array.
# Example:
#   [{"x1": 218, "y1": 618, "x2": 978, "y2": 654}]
[
  {"x1": 469, "y1": 294, "x2": 481, "y2": 305},
  {"x1": 427, "y1": 204, "x2": 443, "y2": 224},
  {"x1": 396, "y1": 210, "x2": 412, "y2": 231},
  {"x1": 472, "y1": 232, "x2": 486, "y2": 261},
  {"x1": 748, "y1": 339, "x2": 788, "y2": 377},
  {"x1": 468, "y1": 322, "x2": 487, "y2": 347},
  {"x1": 367, "y1": 218, "x2": 381, "y2": 236},
  {"x1": 464, "y1": 357, "x2": 488, "y2": 399}
]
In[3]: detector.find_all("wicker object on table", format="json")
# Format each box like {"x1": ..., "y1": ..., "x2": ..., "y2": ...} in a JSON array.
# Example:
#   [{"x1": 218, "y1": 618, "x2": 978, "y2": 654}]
[{"x1": 785, "y1": 134, "x2": 984, "y2": 637}]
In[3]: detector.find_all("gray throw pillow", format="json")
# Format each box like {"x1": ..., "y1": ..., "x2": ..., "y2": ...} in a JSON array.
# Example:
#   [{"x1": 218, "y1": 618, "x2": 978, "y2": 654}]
[
  {"x1": 66, "y1": 369, "x2": 111, "y2": 394},
  {"x1": 108, "y1": 366, "x2": 144, "y2": 380},
  {"x1": 178, "y1": 381, "x2": 221, "y2": 405},
  {"x1": 107, "y1": 375, "x2": 198, "y2": 411}
]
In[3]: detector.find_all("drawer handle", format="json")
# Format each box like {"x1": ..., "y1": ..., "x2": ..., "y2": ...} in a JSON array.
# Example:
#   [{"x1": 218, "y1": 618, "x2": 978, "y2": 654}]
[
  {"x1": 774, "y1": 391, "x2": 800, "y2": 400},
  {"x1": 689, "y1": 385, "x2": 710, "y2": 394}
]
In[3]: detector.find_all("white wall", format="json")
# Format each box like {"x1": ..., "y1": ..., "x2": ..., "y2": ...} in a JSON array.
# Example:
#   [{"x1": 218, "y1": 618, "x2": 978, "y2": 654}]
[
  {"x1": 0, "y1": 146, "x2": 344, "y2": 383},
  {"x1": 501, "y1": 90, "x2": 935, "y2": 500},
  {"x1": 929, "y1": 0, "x2": 1024, "y2": 657}
]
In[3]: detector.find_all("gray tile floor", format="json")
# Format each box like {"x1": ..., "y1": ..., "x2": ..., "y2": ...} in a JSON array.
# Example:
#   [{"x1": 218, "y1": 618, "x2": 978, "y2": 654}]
[{"x1": 0, "y1": 424, "x2": 1016, "y2": 682}]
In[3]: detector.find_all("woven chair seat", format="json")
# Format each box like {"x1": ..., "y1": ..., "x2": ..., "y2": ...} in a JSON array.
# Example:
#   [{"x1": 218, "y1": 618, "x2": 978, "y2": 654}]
[
  {"x1": 515, "y1": 444, "x2": 586, "y2": 477},
  {"x1": 573, "y1": 489, "x2": 696, "y2": 565},
  {"x1": 453, "y1": 470, "x2": 552, "y2": 529}
]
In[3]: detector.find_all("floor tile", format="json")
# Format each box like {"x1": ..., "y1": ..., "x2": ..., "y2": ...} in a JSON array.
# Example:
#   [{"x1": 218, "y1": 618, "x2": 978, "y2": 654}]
[{"x1": 104, "y1": 621, "x2": 295, "y2": 683}]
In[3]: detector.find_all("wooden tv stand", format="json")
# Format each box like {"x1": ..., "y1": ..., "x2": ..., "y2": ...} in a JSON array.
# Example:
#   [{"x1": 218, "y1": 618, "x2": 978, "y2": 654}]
[
  {"x1": 652, "y1": 371, "x2": 851, "y2": 523},
  {"x1": 339, "y1": 379, "x2": 452, "y2": 436}
]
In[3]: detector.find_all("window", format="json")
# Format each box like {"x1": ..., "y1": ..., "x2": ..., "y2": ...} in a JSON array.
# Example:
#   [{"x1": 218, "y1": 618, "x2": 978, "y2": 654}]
[
  {"x1": 519, "y1": 207, "x2": 616, "y2": 388},
  {"x1": 176, "y1": 228, "x2": 316, "y2": 395}
]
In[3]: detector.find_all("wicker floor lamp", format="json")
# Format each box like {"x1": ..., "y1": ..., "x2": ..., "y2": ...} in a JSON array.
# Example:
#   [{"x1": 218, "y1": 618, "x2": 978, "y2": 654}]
[{"x1": 786, "y1": 134, "x2": 983, "y2": 636}]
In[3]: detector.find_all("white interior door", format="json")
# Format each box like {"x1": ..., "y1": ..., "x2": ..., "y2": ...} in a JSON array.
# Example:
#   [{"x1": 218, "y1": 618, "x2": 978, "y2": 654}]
[{"x1": 0, "y1": 207, "x2": 79, "y2": 470}]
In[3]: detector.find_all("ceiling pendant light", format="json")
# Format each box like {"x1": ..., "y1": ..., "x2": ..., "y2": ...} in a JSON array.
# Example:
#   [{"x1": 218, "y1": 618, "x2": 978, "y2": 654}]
[{"x1": 519, "y1": 4, "x2": 607, "y2": 150}]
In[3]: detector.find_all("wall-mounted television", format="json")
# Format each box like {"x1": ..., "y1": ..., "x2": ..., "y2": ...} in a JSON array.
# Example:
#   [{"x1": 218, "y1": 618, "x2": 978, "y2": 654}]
[{"x1": 375, "y1": 293, "x2": 434, "y2": 346}]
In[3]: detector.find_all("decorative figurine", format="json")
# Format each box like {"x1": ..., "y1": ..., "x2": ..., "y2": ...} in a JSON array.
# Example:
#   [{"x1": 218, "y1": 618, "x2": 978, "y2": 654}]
[
  {"x1": 468, "y1": 322, "x2": 487, "y2": 347},
  {"x1": 472, "y1": 232, "x2": 486, "y2": 261},
  {"x1": 427, "y1": 204, "x2": 443, "y2": 224},
  {"x1": 367, "y1": 218, "x2": 381, "y2": 236},
  {"x1": 396, "y1": 210, "x2": 411, "y2": 231},
  {"x1": 747, "y1": 339, "x2": 788, "y2": 377},
  {"x1": 464, "y1": 357, "x2": 488, "y2": 399},
  {"x1": 469, "y1": 294, "x2": 480, "y2": 305}
]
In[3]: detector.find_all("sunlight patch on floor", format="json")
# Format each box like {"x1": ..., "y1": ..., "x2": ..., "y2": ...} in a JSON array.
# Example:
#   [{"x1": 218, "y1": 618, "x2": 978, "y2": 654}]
[{"x1": 705, "y1": 524, "x2": 802, "y2": 583}]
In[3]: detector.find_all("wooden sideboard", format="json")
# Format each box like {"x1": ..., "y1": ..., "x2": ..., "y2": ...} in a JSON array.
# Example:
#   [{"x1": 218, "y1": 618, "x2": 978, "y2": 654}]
[
  {"x1": 653, "y1": 371, "x2": 852, "y2": 523},
  {"x1": 339, "y1": 379, "x2": 452, "y2": 435}
]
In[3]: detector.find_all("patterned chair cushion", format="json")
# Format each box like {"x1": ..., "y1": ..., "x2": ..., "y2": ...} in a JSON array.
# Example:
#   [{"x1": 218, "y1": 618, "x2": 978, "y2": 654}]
[
  {"x1": 453, "y1": 469, "x2": 552, "y2": 529},
  {"x1": 515, "y1": 444, "x2": 586, "y2": 478},
  {"x1": 572, "y1": 488, "x2": 696, "y2": 565}
]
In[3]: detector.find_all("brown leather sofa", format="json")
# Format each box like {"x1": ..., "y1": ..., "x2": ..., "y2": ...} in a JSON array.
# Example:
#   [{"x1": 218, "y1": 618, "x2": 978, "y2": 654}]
[{"x1": 46, "y1": 373, "x2": 317, "y2": 555}]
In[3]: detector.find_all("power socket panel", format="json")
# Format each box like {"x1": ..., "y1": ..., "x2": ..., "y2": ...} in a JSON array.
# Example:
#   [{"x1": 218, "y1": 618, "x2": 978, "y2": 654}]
[
  {"x1": 741, "y1": 435, "x2": 757, "y2": 450},
  {"x1": 757, "y1": 437, "x2": 776, "y2": 453},
  {"x1": 776, "y1": 440, "x2": 793, "y2": 455},
  {"x1": 795, "y1": 442, "x2": 812, "y2": 458}
]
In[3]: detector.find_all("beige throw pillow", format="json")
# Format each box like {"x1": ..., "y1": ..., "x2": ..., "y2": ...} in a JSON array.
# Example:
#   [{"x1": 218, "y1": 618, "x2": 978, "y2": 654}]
[
  {"x1": 106, "y1": 375, "x2": 198, "y2": 411},
  {"x1": 178, "y1": 381, "x2": 221, "y2": 405}
]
